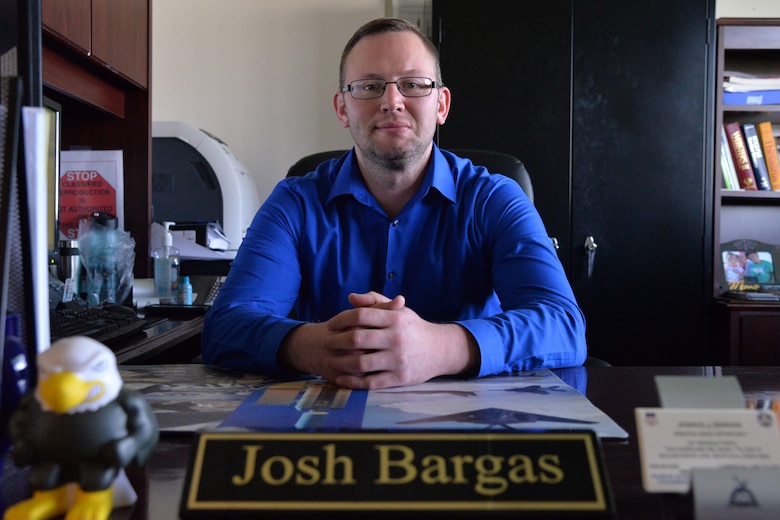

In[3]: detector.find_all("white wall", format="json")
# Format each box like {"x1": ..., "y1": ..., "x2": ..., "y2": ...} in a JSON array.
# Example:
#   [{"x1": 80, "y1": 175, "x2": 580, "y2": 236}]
[
  {"x1": 152, "y1": 0, "x2": 385, "y2": 205},
  {"x1": 153, "y1": 0, "x2": 780, "y2": 206},
  {"x1": 716, "y1": 0, "x2": 780, "y2": 18}
]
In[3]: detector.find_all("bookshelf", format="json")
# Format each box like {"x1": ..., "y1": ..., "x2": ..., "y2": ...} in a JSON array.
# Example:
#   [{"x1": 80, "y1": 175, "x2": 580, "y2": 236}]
[{"x1": 714, "y1": 19, "x2": 780, "y2": 365}]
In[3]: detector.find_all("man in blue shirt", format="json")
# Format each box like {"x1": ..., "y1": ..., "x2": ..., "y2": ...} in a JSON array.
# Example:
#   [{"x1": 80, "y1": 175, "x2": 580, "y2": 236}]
[{"x1": 201, "y1": 18, "x2": 587, "y2": 389}]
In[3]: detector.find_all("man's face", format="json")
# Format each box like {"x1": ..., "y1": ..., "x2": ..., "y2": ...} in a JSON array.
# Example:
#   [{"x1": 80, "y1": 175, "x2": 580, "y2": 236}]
[{"x1": 334, "y1": 31, "x2": 450, "y2": 170}]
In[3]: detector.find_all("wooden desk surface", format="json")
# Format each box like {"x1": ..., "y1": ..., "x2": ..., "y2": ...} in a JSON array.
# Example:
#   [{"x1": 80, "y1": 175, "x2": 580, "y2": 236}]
[
  {"x1": 112, "y1": 316, "x2": 205, "y2": 364},
  {"x1": 135, "y1": 366, "x2": 779, "y2": 519},
  {"x1": 8, "y1": 366, "x2": 780, "y2": 519}
]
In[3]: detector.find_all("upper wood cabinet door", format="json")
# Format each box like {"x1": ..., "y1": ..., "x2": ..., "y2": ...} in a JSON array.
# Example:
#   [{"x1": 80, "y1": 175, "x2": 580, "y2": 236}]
[
  {"x1": 42, "y1": 0, "x2": 148, "y2": 88},
  {"x1": 92, "y1": 0, "x2": 149, "y2": 88},
  {"x1": 41, "y1": 0, "x2": 91, "y2": 54}
]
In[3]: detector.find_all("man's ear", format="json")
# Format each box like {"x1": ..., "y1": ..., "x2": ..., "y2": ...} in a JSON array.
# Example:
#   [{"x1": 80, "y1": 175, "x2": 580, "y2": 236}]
[
  {"x1": 334, "y1": 92, "x2": 350, "y2": 128},
  {"x1": 436, "y1": 86, "x2": 451, "y2": 125}
]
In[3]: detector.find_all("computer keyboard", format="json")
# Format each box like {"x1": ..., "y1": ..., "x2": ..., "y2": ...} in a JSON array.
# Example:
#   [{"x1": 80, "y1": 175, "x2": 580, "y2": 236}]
[
  {"x1": 203, "y1": 276, "x2": 226, "y2": 306},
  {"x1": 50, "y1": 305, "x2": 149, "y2": 347}
]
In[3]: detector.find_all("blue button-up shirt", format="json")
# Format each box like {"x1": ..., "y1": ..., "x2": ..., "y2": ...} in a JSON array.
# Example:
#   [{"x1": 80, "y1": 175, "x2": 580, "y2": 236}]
[{"x1": 201, "y1": 146, "x2": 586, "y2": 375}]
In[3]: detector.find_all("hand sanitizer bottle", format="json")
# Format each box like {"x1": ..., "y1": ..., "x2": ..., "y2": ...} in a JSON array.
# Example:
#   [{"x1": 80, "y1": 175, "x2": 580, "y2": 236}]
[
  {"x1": 178, "y1": 276, "x2": 193, "y2": 305},
  {"x1": 152, "y1": 222, "x2": 180, "y2": 304}
]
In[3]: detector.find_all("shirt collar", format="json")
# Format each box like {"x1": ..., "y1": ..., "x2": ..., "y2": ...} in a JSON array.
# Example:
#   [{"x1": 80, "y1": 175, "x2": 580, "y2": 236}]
[
  {"x1": 429, "y1": 144, "x2": 457, "y2": 203},
  {"x1": 328, "y1": 149, "x2": 366, "y2": 205},
  {"x1": 327, "y1": 144, "x2": 457, "y2": 206}
]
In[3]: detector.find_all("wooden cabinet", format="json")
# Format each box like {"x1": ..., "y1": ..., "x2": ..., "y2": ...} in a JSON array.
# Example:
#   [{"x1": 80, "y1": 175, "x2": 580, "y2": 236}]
[
  {"x1": 715, "y1": 300, "x2": 780, "y2": 365},
  {"x1": 91, "y1": 0, "x2": 149, "y2": 88},
  {"x1": 41, "y1": 0, "x2": 91, "y2": 54},
  {"x1": 42, "y1": 0, "x2": 148, "y2": 88},
  {"x1": 433, "y1": 0, "x2": 716, "y2": 365},
  {"x1": 40, "y1": 0, "x2": 152, "y2": 277}
]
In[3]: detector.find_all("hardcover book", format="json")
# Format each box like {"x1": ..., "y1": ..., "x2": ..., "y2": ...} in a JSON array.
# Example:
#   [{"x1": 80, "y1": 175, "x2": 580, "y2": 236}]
[
  {"x1": 742, "y1": 122, "x2": 773, "y2": 190},
  {"x1": 723, "y1": 122, "x2": 758, "y2": 190},
  {"x1": 719, "y1": 126, "x2": 740, "y2": 190},
  {"x1": 756, "y1": 121, "x2": 780, "y2": 190},
  {"x1": 724, "y1": 89, "x2": 780, "y2": 105}
]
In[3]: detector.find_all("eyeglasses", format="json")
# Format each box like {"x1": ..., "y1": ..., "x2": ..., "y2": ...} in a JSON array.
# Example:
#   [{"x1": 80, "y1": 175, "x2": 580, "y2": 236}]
[{"x1": 342, "y1": 77, "x2": 439, "y2": 99}]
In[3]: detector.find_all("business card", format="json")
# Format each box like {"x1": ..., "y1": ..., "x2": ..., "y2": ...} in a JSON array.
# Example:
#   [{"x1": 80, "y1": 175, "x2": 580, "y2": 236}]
[{"x1": 635, "y1": 408, "x2": 780, "y2": 493}]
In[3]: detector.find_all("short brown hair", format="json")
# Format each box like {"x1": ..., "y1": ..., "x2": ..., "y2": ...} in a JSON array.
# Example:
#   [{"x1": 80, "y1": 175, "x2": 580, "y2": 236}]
[{"x1": 339, "y1": 18, "x2": 442, "y2": 89}]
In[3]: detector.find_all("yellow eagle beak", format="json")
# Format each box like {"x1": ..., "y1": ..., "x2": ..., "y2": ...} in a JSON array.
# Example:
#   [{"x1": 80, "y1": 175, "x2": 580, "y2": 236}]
[{"x1": 39, "y1": 372, "x2": 105, "y2": 413}]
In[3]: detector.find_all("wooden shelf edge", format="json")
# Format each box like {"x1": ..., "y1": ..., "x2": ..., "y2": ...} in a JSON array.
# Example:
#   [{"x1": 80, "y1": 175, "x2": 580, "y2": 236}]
[
  {"x1": 42, "y1": 45, "x2": 125, "y2": 118},
  {"x1": 722, "y1": 104, "x2": 780, "y2": 112},
  {"x1": 720, "y1": 190, "x2": 780, "y2": 202},
  {"x1": 717, "y1": 18, "x2": 780, "y2": 26}
]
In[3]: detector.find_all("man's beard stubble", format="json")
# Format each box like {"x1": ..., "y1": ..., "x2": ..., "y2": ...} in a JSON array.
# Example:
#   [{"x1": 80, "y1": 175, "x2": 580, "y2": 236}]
[{"x1": 358, "y1": 131, "x2": 432, "y2": 172}]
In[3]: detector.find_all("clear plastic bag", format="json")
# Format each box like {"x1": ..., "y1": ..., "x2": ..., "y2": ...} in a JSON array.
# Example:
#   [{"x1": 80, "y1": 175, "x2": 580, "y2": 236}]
[{"x1": 78, "y1": 213, "x2": 135, "y2": 306}]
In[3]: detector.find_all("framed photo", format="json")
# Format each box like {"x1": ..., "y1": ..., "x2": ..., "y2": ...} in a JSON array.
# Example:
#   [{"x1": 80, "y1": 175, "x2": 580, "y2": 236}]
[{"x1": 720, "y1": 239, "x2": 778, "y2": 291}]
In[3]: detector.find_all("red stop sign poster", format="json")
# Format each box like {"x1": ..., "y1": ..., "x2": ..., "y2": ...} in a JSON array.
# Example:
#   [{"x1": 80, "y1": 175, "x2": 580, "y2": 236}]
[{"x1": 59, "y1": 151, "x2": 124, "y2": 239}]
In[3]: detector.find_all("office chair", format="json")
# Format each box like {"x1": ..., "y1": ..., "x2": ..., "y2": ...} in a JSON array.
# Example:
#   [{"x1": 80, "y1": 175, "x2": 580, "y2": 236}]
[
  {"x1": 286, "y1": 149, "x2": 534, "y2": 202},
  {"x1": 286, "y1": 149, "x2": 609, "y2": 368}
]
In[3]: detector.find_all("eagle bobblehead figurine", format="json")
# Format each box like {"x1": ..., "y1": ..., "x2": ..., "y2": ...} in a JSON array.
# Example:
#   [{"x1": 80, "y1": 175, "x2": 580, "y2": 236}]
[{"x1": 4, "y1": 336, "x2": 159, "y2": 520}]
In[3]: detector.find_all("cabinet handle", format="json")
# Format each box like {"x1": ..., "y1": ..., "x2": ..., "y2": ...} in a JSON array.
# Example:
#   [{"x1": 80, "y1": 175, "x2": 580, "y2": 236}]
[{"x1": 584, "y1": 235, "x2": 598, "y2": 278}]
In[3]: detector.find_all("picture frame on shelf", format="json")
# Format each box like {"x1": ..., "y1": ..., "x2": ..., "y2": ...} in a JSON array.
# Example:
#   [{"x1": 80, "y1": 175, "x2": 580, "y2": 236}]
[{"x1": 720, "y1": 239, "x2": 779, "y2": 293}]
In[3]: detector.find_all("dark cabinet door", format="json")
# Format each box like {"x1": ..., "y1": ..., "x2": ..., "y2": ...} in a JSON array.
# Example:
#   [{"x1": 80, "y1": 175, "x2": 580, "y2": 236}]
[
  {"x1": 434, "y1": 0, "x2": 715, "y2": 365},
  {"x1": 434, "y1": 0, "x2": 573, "y2": 263},
  {"x1": 570, "y1": 1, "x2": 715, "y2": 364}
]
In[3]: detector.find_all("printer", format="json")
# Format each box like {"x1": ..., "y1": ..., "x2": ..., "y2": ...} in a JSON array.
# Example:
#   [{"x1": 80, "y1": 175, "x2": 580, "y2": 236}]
[{"x1": 151, "y1": 121, "x2": 260, "y2": 257}]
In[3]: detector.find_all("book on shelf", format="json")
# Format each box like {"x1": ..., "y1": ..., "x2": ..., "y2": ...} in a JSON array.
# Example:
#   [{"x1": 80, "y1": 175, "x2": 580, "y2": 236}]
[
  {"x1": 719, "y1": 126, "x2": 741, "y2": 190},
  {"x1": 741, "y1": 122, "x2": 773, "y2": 190},
  {"x1": 723, "y1": 122, "x2": 758, "y2": 190},
  {"x1": 724, "y1": 83, "x2": 780, "y2": 93},
  {"x1": 723, "y1": 89, "x2": 780, "y2": 106},
  {"x1": 757, "y1": 121, "x2": 780, "y2": 190},
  {"x1": 724, "y1": 71, "x2": 780, "y2": 90}
]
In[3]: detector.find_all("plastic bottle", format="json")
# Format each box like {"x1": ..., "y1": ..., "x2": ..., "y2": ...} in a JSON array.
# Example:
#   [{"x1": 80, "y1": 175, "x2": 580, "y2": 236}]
[
  {"x1": 82, "y1": 212, "x2": 120, "y2": 306},
  {"x1": 152, "y1": 221, "x2": 181, "y2": 304},
  {"x1": 178, "y1": 276, "x2": 193, "y2": 305}
]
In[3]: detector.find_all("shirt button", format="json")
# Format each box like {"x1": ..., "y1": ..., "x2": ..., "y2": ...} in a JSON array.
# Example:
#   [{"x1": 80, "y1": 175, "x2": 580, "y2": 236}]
[
  {"x1": 388, "y1": 272, "x2": 396, "y2": 280},
  {"x1": 392, "y1": 219, "x2": 399, "y2": 227}
]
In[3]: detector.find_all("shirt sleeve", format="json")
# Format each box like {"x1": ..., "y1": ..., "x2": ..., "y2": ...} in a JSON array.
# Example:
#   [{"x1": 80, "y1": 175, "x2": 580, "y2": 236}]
[
  {"x1": 453, "y1": 175, "x2": 587, "y2": 375},
  {"x1": 200, "y1": 180, "x2": 306, "y2": 373}
]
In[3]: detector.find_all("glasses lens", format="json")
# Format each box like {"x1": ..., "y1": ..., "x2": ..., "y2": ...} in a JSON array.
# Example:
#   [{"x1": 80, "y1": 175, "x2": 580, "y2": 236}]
[
  {"x1": 349, "y1": 79, "x2": 384, "y2": 99},
  {"x1": 397, "y1": 78, "x2": 434, "y2": 97},
  {"x1": 347, "y1": 78, "x2": 435, "y2": 99}
]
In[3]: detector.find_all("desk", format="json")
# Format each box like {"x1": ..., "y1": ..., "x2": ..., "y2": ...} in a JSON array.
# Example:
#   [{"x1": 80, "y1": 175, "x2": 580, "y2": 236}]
[
  {"x1": 111, "y1": 316, "x2": 205, "y2": 364},
  {"x1": 5, "y1": 366, "x2": 779, "y2": 519}
]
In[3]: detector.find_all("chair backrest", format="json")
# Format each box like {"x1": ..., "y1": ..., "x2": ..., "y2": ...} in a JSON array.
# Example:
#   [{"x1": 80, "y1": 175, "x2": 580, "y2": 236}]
[{"x1": 286, "y1": 149, "x2": 534, "y2": 203}]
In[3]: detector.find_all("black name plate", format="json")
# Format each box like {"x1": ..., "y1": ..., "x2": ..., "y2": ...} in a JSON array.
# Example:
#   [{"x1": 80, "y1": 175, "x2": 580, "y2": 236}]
[{"x1": 180, "y1": 430, "x2": 614, "y2": 517}]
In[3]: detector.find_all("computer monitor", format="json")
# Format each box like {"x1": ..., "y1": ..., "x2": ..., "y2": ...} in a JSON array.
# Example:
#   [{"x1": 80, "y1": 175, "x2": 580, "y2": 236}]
[
  {"x1": 1, "y1": 0, "x2": 46, "y2": 381},
  {"x1": 152, "y1": 121, "x2": 260, "y2": 255}
]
